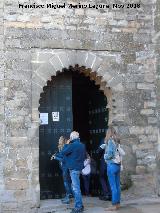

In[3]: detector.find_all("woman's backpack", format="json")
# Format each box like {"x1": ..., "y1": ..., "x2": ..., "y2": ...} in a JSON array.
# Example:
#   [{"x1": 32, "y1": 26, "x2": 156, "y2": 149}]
[{"x1": 113, "y1": 143, "x2": 125, "y2": 164}]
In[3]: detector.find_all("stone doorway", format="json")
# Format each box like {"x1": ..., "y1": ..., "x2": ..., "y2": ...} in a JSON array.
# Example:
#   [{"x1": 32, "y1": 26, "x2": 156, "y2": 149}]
[
  {"x1": 39, "y1": 68, "x2": 109, "y2": 199},
  {"x1": 30, "y1": 49, "x2": 126, "y2": 207}
]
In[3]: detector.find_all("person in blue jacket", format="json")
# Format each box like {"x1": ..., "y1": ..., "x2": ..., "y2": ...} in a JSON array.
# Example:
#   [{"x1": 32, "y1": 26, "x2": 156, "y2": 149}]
[
  {"x1": 51, "y1": 136, "x2": 73, "y2": 204},
  {"x1": 54, "y1": 131, "x2": 86, "y2": 213},
  {"x1": 104, "y1": 127, "x2": 122, "y2": 211}
]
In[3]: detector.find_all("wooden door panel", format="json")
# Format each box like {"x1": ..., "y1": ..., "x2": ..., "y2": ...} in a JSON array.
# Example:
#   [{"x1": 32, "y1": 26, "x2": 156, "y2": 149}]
[{"x1": 39, "y1": 72, "x2": 73, "y2": 199}]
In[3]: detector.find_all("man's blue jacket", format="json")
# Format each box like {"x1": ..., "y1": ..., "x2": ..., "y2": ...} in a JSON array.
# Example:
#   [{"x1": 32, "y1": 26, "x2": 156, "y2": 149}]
[
  {"x1": 55, "y1": 138, "x2": 86, "y2": 171},
  {"x1": 54, "y1": 144, "x2": 68, "y2": 170}
]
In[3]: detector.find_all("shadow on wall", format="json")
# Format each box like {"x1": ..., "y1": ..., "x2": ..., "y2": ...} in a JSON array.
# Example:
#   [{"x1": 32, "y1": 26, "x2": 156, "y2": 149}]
[{"x1": 121, "y1": 144, "x2": 137, "y2": 190}]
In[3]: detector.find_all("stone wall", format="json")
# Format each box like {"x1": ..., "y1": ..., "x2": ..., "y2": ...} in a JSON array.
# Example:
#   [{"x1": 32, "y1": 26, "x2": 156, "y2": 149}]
[
  {"x1": 155, "y1": 0, "x2": 160, "y2": 196},
  {"x1": 0, "y1": 0, "x2": 159, "y2": 212}
]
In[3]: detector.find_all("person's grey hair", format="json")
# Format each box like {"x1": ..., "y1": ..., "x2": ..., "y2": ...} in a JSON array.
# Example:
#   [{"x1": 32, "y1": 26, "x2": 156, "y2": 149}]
[{"x1": 70, "y1": 131, "x2": 79, "y2": 141}]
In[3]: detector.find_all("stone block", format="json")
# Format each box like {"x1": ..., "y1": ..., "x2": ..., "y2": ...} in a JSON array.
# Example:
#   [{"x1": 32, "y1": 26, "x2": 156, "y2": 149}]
[
  {"x1": 112, "y1": 83, "x2": 124, "y2": 92},
  {"x1": 31, "y1": 170, "x2": 39, "y2": 185},
  {"x1": 30, "y1": 137, "x2": 39, "y2": 148},
  {"x1": 144, "y1": 154, "x2": 156, "y2": 164},
  {"x1": 57, "y1": 51, "x2": 70, "y2": 68},
  {"x1": 107, "y1": 76, "x2": 123, "y2": 88},
  {"x1": 139, "y1": 135, "x2": 148, "y2": 143},
  {"x1": 17, "y1": 148, "x2": 31, "y2": 159},
  {"x1": 75, "y1": 51, "x2": 87, "y2": 66},
  {"x1": 31, "y1": 108, "x2": 39, "y2": 123},
  {"x1": 37, "y1": 52, "x2": 53, "y2": 63},
  {"x1": 16, "y1": 159, "x2": 28, "y2": 168},
  {"x1": 0, "y1": 190, "x2": 15, "y2": 202},
  {"x1": 141, "y1": 0, "x2": 156, "y2": 5},
  {"x1": 144, "y1": 101, "x2": 156, "y2": 108},
  {"x1": 133, "y1": 33, "x2": 151, "y2": 43},
  {"x1": 32, "y1": 157, "x2": 39, "y2": 170},
  {"x1": 85, "y1": 52, "x2": 96, "y2": 69},
  {"x1": 6, "y1": 69, "x2": 31, "y2": 81},
  {"x1": 131, "y1": 174, "x2": 156, "y2": 195},
  {"x1": 140, "y1": 109, "x2": 154, "y2": 115},
  {"x1": 4, "y1": 168, "x2": 30, "y2": 179},
  {"x1": 91, "y1": 56, "x2": 103, "y2": 72},
  {"x1": 129, "y1": 126, "x2": 145, "y2": 134},
  {"x1": 145, "y1": 126, "x2": 158, "y2": 134},
  {"x1": 122, "y1": 53, "x2": 136, "y2": 64},
  {"x1": 75, "y1": 9, "x2": 84, "y2": 16},
  {"x1": 137, "y1": 83, "x2": 155, "y2": 90},
  {"x1": 148, "y1": 117, "x2": 157, "y2": 124},
  {"x1": 147, "y1": 163, "x2": 157, "y2": 172},
  {"x1": 32, "y1": 73, "x2": 46, "y2": 87},
  {"x1": 35, "y1": 65, "x2": 53, "y2": 81},
  {"x1": 4, "y1": 159, "x2": 14, "y2": 171},
  {"x1": 101, "y1": 71, "x2": 112, "y2": 82},
  {"x1": 81, "y1": 40, "x2": 95, "y2": 50},
  {"x1": 5, "y1": 179, "x2": 29, "y2": 190},
  {"x1": 136, "y1": 166, "x2": 146, "y2": 174},
  {"x1": 0, "y1": 142, "x2": 5, "y2": 154},
  {"x1": 144, "y1": 74, "x2": 156, "y2": 83},
  {"x1": 148, "y1": 134, "x2": 158, "y2": 142},
  {"x1": 117, "y1": 20, "x2": 128, "y2": 27},
  {"x1": 94, "y1": 41, "x2": 112, "y2": 51},
  {"x1": 1, "y1": 202, "x2": 18, "y2": 211},
  {"x1": 67, "y1": 50, "x2": 76, "y2": 66},
  {"x1": 97, "y1": 66, "x2": 109, "y2": 78},
  {"x1": 86, "y1": 9, "x2": 101, "y2": 17},
  {"x1": 49, "y1": 55, "x2": 63, "y2": 71},
  {"x1": 40, "y1": 16, "x2": 52, "y2": 23},
  {"x1": 32, "y1": 81, "x2": 43, "y2": 95},
  {"x1": 5, "y1": 38, "x2": 21, "y2": 48},
  {"x1": 6, "y1": 116, "x2": 27, "y2": 130},
  {"x1": 63, "y1": 39, "x2": 82, "y2": 49},
  {"x1": 13, "y1": 190, "x2": 27, "y2": 202},
  {"x1": 8, "y1": 137, "x2": 28, "y2": 148}
]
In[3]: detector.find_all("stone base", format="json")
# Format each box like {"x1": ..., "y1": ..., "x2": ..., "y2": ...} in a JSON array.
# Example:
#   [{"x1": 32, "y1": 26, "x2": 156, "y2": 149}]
[{"x1": 124, "y1": 174, "x2": 157, "y2": 198}]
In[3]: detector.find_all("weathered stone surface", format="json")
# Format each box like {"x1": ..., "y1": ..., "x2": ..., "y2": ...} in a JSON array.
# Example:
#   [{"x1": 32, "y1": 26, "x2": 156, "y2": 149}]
[
  {"x1": 5, "y1": 179, "x2": 29, "y2": 190},
  {"x1": 0, "y1": 0, "x2": 159, "y2": 211},
  {"x1": 136, "y1": 166, "x2": 146, "y2": 174},
  {"x1": 129, "y1": 126, "x2": 145, "y2": 135}
]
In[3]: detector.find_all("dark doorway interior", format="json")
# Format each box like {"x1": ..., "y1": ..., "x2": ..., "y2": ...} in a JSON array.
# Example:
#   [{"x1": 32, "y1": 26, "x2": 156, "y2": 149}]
[
  {"x1": 39, "y1": 70, "x2": 108, "y2": 199},
  {"x1": 72, "y1": 71, "x2": 108, "y2": 195}
]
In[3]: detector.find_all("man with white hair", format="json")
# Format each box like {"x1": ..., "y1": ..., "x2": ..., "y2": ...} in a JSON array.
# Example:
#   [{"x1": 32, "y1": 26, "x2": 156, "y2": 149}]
[{"x1": 55, "y1": 131, "x2": 86, "y2": 213}]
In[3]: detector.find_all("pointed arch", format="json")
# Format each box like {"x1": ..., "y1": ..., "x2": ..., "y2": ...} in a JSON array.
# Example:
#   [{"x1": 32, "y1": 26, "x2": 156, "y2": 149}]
[{"x1": 31, "y1": 49, "x2": 124, "y2": 125}]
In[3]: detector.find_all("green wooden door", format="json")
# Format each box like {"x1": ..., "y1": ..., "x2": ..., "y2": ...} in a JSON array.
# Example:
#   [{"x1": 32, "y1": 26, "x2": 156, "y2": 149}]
[{"x1": 39, "y1": 72, "x2": 73, "y2": 199}]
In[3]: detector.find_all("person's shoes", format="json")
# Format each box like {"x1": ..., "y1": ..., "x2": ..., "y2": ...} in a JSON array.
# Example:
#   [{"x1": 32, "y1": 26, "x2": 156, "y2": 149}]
[
  {"x1": 105, "y1": 205, "x2": 120, "y2": 211},
  {"x1": 99, "y1": 195, "x2": 111, "y2": 201},
  {"x1": 61, "y1": 198, "x2": 70, "y2": 204},
  {"x1": 68, "y1": 194, "x2": 73, "y2": 198},
  {"x1": 80, "y1": 205, "x2": 84, "y2": 211},
  {"x1": 107, "y1": 195, "x2": 112, "y2": 201},
  {"x1": 61, "y1": 195, "x2": 70, "y2": 201},
  {"x1": 70, "y1": 206, "x2": 84, "y2": 213},
  {"x1": 69, "y1": 194, "x2": 74, "y2": 198},
  {"x1": 62, "y1": 200, "x2": 70, "y2": 204}
]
